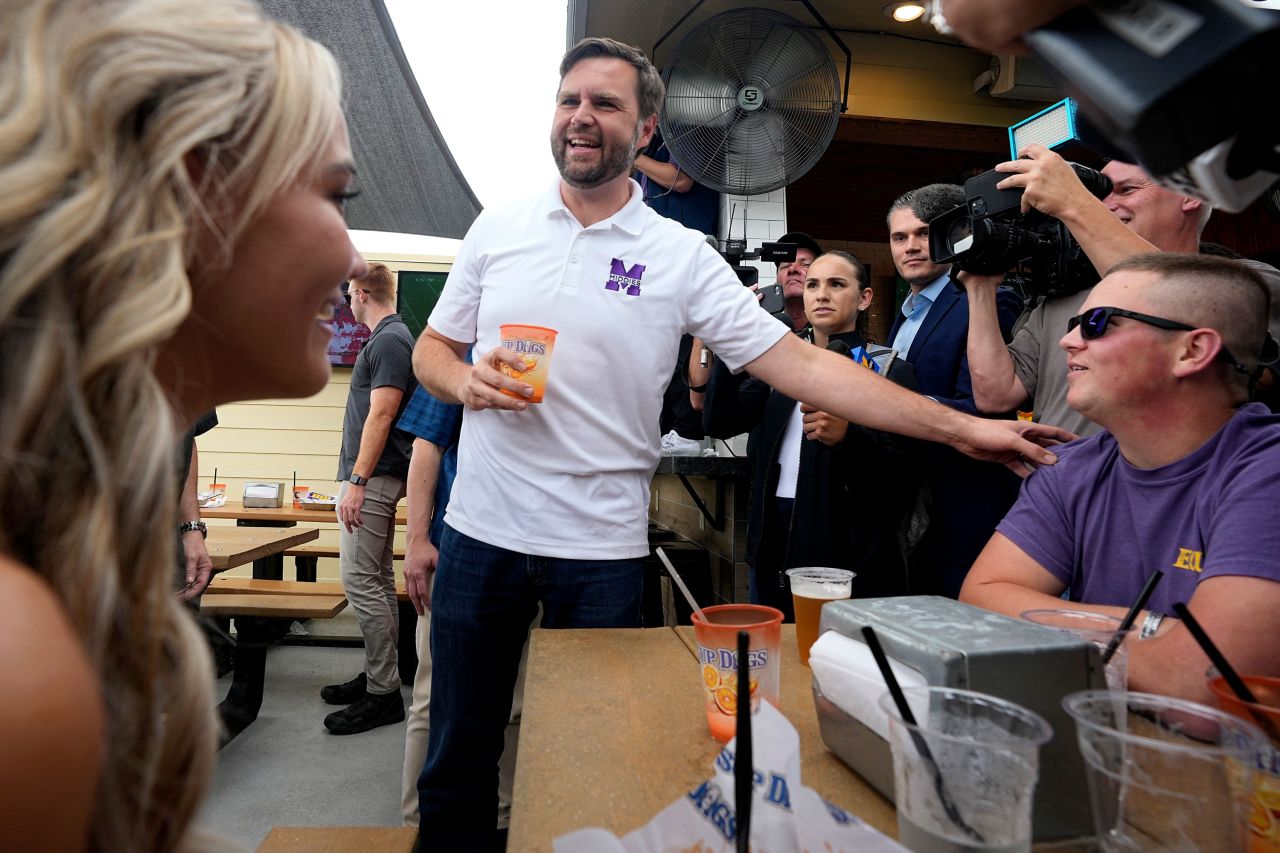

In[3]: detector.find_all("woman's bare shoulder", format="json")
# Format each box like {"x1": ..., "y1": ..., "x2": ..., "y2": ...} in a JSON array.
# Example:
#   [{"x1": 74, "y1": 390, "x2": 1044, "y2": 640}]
[{"x1": 0, "y1": 554, "x2": 104, "y2": 851}]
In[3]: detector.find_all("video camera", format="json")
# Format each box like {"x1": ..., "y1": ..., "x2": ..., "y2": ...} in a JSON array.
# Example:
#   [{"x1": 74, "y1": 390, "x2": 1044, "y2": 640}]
[{"x1": 928, "y1": 161, "x2": 1110, "y2": 296}]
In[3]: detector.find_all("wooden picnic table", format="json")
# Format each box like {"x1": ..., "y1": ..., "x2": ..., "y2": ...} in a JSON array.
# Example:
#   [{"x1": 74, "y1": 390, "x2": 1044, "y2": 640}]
[
  {"x1": 203, "y1": 500, "x2": 405, "y2": 581},
  {"x1": 203, "y1": 500, "x2": 408, "y2": 526},
  {"x1": 206, "y1": 526, "x2": 319, "y2": 573}
]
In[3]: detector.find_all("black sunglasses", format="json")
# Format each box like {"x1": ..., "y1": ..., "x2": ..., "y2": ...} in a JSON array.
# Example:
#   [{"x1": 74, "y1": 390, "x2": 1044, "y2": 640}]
[{"x1": 1067, "y1": 306, "x2": 1251, "y2": 375}]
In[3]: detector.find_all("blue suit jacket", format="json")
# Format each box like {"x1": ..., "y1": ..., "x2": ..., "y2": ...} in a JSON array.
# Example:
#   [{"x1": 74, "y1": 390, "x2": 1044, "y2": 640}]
[
  {"x1": 886, "y1": 276, "x2": 1025, "y2": 597},
  {"x1": 886, "y1": 277, "x2": 1023, "y2": 415}
]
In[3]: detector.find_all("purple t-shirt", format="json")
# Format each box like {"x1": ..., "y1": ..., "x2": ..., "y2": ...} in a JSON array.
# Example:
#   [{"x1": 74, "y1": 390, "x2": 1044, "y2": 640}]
[{"x1": 997, "y1": 403, "x2": 1280, "y2": 616}]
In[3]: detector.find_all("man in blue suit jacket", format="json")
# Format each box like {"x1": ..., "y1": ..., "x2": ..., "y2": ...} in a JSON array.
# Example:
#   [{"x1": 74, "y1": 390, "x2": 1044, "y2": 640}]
[{"x1": 887, "y1": 184, "x2": 1024, "y2": 597}]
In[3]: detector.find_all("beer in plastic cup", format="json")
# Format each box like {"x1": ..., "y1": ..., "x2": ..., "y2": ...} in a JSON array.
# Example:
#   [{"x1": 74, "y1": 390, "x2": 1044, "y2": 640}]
[
  {"x1": 690, "y1": 604, "x2": 783, "y2": 742},
  {"x1": 1207, "y1": 675, "x2": 1280, "y2": 851},
  {"x1": 785, "y1": 567, "x2": 854, "y2": 666},
  {"x1": 498, "y1": 324, "x2": 557, "y2": 403},
  {"x1": 880, "y1": 686, "x2": 1052, "y2": 853},
  {"x1": 1020, "y1": 608, "x2": 1132, "y2": 691}
]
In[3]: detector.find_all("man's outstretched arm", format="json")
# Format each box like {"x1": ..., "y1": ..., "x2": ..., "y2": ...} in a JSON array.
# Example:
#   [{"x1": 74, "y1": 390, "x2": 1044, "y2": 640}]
[{"x1": 744, "y1": 333, "x2": 1071, "y2": 475}]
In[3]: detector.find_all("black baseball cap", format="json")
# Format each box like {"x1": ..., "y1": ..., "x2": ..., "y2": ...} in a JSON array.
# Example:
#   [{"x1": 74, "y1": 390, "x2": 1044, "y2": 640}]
[{"x1": 777, "y1": 231, "x2": 823, "y2": 260}]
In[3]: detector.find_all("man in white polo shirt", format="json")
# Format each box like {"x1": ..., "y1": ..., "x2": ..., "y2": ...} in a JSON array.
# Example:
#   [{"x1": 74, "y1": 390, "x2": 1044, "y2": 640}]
[{"x1": 410, "y1": 37, "x2": 1070, "y2": 850}]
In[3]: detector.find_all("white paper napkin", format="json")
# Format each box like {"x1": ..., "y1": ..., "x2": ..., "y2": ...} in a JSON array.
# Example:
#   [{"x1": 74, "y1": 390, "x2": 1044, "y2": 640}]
[
  {"x1": 553, "y1": 701, "x2": 906, "y2": 853},
  {"x1": 808, "y1": 631, "x2": 928, "y2": 741}
]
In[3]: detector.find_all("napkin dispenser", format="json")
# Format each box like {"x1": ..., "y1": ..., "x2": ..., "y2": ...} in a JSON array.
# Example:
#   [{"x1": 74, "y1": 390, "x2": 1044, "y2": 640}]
[
  {"x1": 242, "y1": 482, "x2": 285, "y2": 508},
  {"x1": 812, "y1": 595, "x2": 1105, "y2": 842}
]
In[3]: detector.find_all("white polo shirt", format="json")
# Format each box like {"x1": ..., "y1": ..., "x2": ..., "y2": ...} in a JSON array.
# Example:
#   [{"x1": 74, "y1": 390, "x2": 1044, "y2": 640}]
[{"x1": 429, "y1": 179, "x2": 789, "y2": 559}]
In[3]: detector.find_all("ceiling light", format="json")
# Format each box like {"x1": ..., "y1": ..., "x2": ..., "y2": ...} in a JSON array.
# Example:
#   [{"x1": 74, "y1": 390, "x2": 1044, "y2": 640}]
[{"x1": 884, "y1": 2, "x2": 926, "y2": 23}]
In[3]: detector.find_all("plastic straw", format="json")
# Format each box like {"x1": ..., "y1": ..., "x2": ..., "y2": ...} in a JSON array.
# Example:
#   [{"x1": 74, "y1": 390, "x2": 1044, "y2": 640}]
[
  {"x1": 861, "y1": 626, "x2": 986, "y2": 844},
  {"x1": 1102, "y1": 569, "x2": 1163, "y2": 664},
  {"x1": 1172, "y1": 602, "x2": 1280, "y2": 743},
  {"x1": 735, "y1": 629, "x2": 752, "y2": 853},
  {"x1": 212, "y1": 467, "x2": 218, "y2": 485},
  {"x1": 655, "y1": 547, "x2": 703, "y2": 620}
]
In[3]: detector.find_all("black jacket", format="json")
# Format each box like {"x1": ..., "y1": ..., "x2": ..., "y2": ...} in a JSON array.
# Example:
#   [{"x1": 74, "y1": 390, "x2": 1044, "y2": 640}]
[{"x1": 703, "y1": 330, "x2": 921, "y2": 599}]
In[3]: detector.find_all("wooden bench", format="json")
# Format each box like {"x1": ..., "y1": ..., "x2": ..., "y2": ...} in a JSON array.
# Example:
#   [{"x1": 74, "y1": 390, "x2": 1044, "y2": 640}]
[
  {"x1": 258, "y1": 826, "x2": 416, "y2": 852},
  {"x1": 206, "y1": 576, "x2": 419, "y2": 724},
  {"x1": 202, "y1": 584, "x2": 351, "y2": 743},
  {"x1": 283, "y1": 539, "x2": 404, "y2": 582},
  {"x1": 208, "y1": 576, "x2": 409, "y2": 601}
]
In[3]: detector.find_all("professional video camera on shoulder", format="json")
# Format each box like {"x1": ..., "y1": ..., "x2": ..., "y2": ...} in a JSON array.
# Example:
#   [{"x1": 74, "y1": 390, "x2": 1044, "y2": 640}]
[{"x1": 927, "y1": 100, "x2": 1110, "y2": 298}]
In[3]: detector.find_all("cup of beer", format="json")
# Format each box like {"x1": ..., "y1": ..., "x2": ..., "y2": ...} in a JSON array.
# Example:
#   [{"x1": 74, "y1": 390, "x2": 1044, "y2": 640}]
[
  {"x1": 785, "y1": 567, "x2": 854, "y2": 666},
  {"x1": 497, "y1": 324, "x2": 558, "y2": 403},
  {"x1": 690, "y1": 604, "x2": 783, "y2": 742}
]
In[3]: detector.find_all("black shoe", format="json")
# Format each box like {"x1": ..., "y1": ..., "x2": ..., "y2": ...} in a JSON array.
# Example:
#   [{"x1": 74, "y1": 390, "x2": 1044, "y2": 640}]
[
  {"x1": 320, "y1": 671, "x2": 367, "y2": 705},
  {"x1": 323, "y1": 691, "x2": 405, "y2": 735}
]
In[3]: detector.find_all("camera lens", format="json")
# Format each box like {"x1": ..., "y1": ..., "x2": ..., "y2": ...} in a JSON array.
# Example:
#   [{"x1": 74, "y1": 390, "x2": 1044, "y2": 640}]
[{"x1": 947, "y1": 218, "x2": 975, "y2": 254}]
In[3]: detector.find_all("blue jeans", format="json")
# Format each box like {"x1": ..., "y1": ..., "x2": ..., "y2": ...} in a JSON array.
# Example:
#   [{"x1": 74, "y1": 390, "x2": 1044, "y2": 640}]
[{"x1": 416, "y1": 524, "x2": 644, "y2": 850}]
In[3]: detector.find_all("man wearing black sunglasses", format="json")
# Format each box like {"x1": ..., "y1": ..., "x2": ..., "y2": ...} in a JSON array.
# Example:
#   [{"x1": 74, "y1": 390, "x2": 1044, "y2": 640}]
[
  {"x1": 962, "y1": 151, "x2": 1280, "y2": 436},
  {"x1": 961, "y1": 253, "x2": 1280, "y2": 704}
]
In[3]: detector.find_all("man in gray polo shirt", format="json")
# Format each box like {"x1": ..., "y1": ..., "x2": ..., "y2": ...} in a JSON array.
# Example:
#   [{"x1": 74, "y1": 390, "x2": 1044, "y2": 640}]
[{"x1": 323, "y1": 262, "x2": 417, "y2": 735}]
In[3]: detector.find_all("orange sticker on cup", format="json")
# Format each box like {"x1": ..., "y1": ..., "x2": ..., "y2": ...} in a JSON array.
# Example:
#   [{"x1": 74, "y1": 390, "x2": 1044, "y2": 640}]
[{"x1": 498, "y1": 324, "x2": 558, "y2": 404}]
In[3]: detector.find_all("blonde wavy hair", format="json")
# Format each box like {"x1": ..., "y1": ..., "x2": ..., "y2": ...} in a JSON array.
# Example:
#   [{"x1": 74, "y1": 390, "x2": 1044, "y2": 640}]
[{"x1": 0, "y1": 0, "x2": 344, "y2": 848}]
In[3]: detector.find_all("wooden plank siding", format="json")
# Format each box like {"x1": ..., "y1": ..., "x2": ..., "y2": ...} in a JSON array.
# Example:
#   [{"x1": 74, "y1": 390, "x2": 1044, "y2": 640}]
[{"x1": 195, "y1": 251, "x2": 451, "y2": 582}]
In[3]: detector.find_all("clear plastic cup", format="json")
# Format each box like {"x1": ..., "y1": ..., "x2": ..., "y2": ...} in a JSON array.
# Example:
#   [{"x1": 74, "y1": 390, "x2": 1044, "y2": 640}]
[
  {"x1": 1063, "y1": 690, "x2": 1268, "y2": 852},
  {"x1": 785, "y1": 567, "x2": 853, "y2": 666},
  {"x1": 878, "y1": 686, "x2": 1052, "y2": 852},
  {"x1": 1020, "y1": 608, "x2": 1131, "y2": 691},
  {"x1": 498, "y1": 324, "x2": 557, "y2": 403},
  {"x1": 690, "y1": 604, "x2": 783, "y2": 742},
  {"x1": 1207, "y1": 675, "x2": 1280, "y2": 851}
]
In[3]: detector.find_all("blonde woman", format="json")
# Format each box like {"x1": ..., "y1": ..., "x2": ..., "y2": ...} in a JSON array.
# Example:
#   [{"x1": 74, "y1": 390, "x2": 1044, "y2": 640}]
[{"x1": 0, "y1": 1, "x2": 366, "y2": 849}]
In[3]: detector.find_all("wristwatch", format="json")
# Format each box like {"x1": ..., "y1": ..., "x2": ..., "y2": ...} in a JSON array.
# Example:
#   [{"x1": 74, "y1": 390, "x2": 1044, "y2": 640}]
[
  {"x1": 179, "y1": 520, "x2": 208, "y2": 539},
  {"x1": 349, "y1": 474, "x2": 369, "y2": 487}
]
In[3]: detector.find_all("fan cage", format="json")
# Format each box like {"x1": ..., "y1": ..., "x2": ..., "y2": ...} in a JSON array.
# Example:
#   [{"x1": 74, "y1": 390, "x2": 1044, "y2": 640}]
[{"x1": 660, "y1": 7, "x2": 842, "y2": 196}]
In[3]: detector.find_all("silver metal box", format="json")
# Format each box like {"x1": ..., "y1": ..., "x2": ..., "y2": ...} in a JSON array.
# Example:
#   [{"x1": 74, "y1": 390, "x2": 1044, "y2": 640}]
[
  {"x1": 241, "y1": 482, "x2": 285, "y2": 508},
  {"x1": 813, "y1": 595, "x2": 1105, "y2": 841}
]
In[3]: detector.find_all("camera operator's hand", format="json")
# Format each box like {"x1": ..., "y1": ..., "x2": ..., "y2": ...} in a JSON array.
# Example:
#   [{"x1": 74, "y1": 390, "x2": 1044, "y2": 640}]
[
  {"x1": 936, "y1": 0, "x2": 1084, "y2": 54},
  {"x1": 799, "y1": 403, "x2": 848, "y2": 446},
  {"x1": 995, "y1": 144, "x2": 1097, "y2": 218},
  {"x1": 954, "y1": 270, "x2": 1007, "y2": 294}
]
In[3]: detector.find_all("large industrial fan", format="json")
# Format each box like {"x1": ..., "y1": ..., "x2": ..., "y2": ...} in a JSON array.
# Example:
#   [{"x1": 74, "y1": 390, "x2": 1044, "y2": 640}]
[{"x1": 660, "y1": 7, "x2": 844, "y2": 196}]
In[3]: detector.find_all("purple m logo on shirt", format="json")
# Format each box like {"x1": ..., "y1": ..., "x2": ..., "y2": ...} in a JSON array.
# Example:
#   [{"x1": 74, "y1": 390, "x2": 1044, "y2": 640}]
[{"x1": 605, "y1": 258, "x2": 645, "y2": 296}]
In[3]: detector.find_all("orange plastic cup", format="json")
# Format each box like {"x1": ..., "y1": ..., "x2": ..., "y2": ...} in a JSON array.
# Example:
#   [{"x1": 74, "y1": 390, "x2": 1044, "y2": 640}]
[
  {"x1": 293, "y1": 486, "x2": 309, "y2": 509},
  {"x1": 690, "y1": 604, "x2": 783, "y2": 742},
  {"x1": 498, "y1": 324, "x2": 558, "y2": 403},
  {"x1": 1208, "y1": 675, "x2": 1280, "y2": 852}
]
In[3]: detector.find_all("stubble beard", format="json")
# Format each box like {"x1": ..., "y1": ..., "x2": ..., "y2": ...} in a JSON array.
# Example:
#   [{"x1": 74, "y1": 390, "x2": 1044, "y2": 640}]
[{"x1": 553, "y1": 124, "x2": 642, "y2": 190}]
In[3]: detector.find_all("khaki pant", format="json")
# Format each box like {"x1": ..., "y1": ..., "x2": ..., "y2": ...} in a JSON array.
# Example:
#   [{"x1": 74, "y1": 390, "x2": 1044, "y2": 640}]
[
  {"x1": 337, "y1": 476, "x2": 406, "y2": 696},
  {"x1": 401, "y1": 601, "x2": 536, "y2": 828}
]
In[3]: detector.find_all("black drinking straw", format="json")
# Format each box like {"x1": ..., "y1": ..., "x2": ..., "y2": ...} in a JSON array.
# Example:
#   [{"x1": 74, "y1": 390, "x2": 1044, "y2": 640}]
[
  {"x1": 1172, "y1": 602, "x2": 1280, "y2": 743},
  {"x1": 1102, "y1": 570, "x2": 1163, "y2": 664},
  {"x1": 735, "y1": 629, "x2": 752, "y2": 853},
  {"x1": 862, "y1": 626, "x2": 986, "y2": 844}
]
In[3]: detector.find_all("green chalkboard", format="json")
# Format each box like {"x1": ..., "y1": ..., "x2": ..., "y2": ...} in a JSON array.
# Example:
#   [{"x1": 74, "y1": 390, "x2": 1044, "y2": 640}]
[{"x1": 397, "y1": 270, "x2": 449, "y2": 341}]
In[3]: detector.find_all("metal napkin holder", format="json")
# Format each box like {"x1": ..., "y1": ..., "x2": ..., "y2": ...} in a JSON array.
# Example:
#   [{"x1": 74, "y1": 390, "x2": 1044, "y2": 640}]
[{"x1": 813, "y1": 595, "x2": 1106, "y2": 842}]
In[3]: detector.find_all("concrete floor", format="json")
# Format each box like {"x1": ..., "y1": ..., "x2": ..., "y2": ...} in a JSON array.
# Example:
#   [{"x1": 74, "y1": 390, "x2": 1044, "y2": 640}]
[{"x1": 198, "y1": 612, "x2": 415, "y2": 850}]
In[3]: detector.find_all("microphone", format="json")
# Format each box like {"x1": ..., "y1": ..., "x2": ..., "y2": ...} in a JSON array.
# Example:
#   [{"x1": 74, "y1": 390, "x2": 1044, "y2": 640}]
[{"x1": 826, "y1": 340, "x2": 851, "y2": 357}]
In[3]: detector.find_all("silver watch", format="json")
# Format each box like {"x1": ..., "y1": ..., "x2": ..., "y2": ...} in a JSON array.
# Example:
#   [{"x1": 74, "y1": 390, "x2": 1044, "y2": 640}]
[{"x1": 179, "y1": 520, "x2": 208, "y2": 539}]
